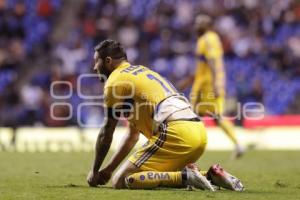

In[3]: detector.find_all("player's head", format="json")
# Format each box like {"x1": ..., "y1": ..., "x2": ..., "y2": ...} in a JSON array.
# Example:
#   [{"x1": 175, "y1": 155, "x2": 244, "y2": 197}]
[
  {"x1": 194, "y1": 14, "x2": 212, "y2": 36},
  {"x1": 93, "y1": 39, "x2": 127, "y2": 82}
]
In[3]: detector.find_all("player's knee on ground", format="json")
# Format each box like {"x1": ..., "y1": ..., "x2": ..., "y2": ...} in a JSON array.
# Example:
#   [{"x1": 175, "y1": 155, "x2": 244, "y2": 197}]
[
  {"x1": 111, "y1": 160, "x2": 143, "y2": 189},
  {"x1": 112, "y1": 174, "x2": 127, "y2": 189}
]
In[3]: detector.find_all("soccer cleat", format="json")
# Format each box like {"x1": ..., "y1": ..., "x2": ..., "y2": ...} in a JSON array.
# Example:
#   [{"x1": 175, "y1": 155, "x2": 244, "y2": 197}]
[
  {"x1": 183, "y1": 163, "x2": 215, "y2": 191},
  {"x1": 231, "y1": 145, "x2": 246, "y2": 159},
  {"x1": 206, "y1": 164, "x2": 245, "y2": 191}
]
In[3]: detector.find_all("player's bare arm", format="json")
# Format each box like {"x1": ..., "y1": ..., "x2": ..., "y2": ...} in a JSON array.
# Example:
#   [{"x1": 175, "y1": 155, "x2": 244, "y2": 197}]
[
  {"x1": 98, "y1": 123, "x2": 140, "y2": 182},
  {"x1": 87, "y1": 115, "x2": 118, "y2": 187}
]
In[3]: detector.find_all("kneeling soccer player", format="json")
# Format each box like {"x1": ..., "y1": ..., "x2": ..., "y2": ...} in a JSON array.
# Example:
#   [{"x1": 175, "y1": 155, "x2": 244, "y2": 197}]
[{"x1": 86, "y1": 39, "x2": 244, "y2": 191}]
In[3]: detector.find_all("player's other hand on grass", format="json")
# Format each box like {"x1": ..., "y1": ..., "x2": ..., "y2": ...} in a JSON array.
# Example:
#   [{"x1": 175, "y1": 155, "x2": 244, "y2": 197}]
[
  {"x1": 87, "y1": 170, "x2": 100, "y2": 187},
  {"x1": 98, "y1": 167, "x2": 112, "y2": 185}
]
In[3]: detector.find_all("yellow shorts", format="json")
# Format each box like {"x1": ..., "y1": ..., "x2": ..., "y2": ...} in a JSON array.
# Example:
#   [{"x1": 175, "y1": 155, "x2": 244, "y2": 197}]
[
  {"x1": 190, "y1": 90, "x2": 224, "y2": 116},
  {"x1": 128, "y1": 120, "x2": 207, "y2": 171}
]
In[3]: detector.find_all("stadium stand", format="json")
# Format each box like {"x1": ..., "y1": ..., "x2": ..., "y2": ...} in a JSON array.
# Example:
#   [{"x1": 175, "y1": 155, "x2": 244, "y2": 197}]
[{"x1": 0, "y1": 0, "x2": 299, "y2": 127}]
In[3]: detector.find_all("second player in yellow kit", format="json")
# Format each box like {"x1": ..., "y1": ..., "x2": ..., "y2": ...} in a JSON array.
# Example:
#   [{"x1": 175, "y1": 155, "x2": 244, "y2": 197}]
[
  {"x1": 178, "y1": 15, "x2": 245, "y2": 158},
  {"x1": 191, "y1": 30, "x2": 225, "y2": 115}
]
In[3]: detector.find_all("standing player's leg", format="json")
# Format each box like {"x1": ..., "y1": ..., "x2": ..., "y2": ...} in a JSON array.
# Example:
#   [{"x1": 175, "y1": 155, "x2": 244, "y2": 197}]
[
  {"x1": 193, "y1": 92, "x2": 245, "y2": 159},
  {"x1": 216, "y1": 118, "x2": 245, "y2": 158},
  {"x1": 213, "y1": 97, "x2": 245, "y2": 158}
]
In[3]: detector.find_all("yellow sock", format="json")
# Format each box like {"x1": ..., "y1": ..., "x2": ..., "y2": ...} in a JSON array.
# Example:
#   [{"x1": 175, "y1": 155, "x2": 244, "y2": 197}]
[
  {"x1": 125, "y1": 171, "x2": 182, "y2": 189},
  {"x1": 218, "y1": 119, "x2": 238, "y2": 145},
  {"x1": 200, "y1": 170, "x2": 207, "y2": 176}
]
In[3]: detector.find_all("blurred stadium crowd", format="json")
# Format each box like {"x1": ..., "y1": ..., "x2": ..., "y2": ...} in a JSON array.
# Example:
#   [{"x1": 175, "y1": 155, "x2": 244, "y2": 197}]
[{"x1": 0, "y1": 0, "x2": 299, "y2": 127}]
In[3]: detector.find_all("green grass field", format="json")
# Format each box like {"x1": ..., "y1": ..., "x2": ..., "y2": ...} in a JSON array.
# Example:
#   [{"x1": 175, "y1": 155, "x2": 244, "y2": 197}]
[{"x1": 1, "y1": 151, "x2": 300, "y2": 200}]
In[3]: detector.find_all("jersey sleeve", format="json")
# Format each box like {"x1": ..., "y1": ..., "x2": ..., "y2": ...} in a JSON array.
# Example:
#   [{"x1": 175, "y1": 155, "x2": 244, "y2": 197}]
[{"x1": 104, "y1": 82, "x2": 133, "y2": 109}]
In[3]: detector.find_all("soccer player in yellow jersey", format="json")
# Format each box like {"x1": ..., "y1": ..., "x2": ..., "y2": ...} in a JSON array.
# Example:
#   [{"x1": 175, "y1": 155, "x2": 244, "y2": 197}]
[
  {"x1": 178, "y1": 15, "x2": 245, "y2": 158},
  {"x1": 86, "y1": 39, "x2": 244, "y2": 191}
]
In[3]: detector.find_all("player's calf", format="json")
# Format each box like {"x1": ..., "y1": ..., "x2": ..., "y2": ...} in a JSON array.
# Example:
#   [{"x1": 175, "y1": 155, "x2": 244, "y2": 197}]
[{"x1": 124, "y1": 164, "x2": 215, "y2": 191}]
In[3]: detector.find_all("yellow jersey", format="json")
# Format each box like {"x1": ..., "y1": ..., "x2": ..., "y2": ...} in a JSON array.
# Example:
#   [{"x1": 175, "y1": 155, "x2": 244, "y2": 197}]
[
  {"x1": 104, "y1": 61, "x2": 177, "y2": 139},
  {"x1": 193, "y1": 30, "x2": 225, "y2": 97}
]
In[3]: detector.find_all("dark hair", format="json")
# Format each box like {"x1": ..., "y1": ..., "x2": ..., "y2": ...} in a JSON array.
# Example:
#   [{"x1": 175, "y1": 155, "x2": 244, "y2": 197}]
[{"x1": 94, "y1": 39, "x2": 127, "y2": 60}]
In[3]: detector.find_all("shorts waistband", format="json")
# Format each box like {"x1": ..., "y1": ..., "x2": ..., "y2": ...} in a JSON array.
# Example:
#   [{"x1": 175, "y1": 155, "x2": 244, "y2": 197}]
[{"x1": 169, "y1": 117, "x2": 201, "y2": 122}]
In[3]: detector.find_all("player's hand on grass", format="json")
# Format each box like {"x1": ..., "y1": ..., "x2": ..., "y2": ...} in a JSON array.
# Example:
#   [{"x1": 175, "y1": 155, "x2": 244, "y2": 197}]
[
  {"x1": 98, "y1": 167, "x2": 112, "y2": 185},
  {"x1": 87, "y1": 170, "x2": 100, "y2": 187}
]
